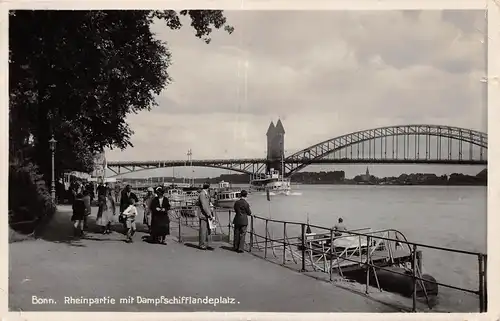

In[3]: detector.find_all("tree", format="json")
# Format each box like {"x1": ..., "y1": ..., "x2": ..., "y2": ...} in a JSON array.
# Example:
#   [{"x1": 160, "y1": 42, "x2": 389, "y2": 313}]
[{"x1": 9, "y1": 10, "x2": 233, "y2": 182}]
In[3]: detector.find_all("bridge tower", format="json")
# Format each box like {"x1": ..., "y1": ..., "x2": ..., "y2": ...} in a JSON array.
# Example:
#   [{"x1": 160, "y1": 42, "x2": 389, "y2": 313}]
[{"x1": 266, "y1": 119, "x2": 285, "y2": 175}]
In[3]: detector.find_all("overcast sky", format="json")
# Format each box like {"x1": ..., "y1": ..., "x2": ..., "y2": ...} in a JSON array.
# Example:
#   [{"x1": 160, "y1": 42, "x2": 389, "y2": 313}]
[{"x1": 105, "y1": 10, "x2": 487, "y2": 179}]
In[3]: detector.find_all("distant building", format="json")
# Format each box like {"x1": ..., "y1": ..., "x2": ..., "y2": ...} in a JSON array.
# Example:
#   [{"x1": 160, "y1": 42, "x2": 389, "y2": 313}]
[
  {"x1": 362, "y1": 167, "x2": 370, "y2": 182},
  {"x1": 266, "y1": 119, "x2": 286, "y2": 175}
]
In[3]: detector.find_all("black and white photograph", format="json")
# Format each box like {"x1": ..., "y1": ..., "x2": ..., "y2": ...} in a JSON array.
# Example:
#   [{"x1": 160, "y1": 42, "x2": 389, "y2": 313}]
[{"x1": 6, "y1": 4, "x2": 492, "y2": 315}]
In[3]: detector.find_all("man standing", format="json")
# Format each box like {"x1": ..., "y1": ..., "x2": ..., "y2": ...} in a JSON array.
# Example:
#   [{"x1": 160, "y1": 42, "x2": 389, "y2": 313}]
[
  {"x1": 197, "y1": 183, "x2": 214, "y2": 250},
  {"x1": 120, "y1": 185, "x2": 139, "y2": 229},
  {"x1": 120, "y1": 184, "x2": 138, "y2": 214},
  {"x1": 233, "y1": 190, "x2": 252, "y2": 253}
]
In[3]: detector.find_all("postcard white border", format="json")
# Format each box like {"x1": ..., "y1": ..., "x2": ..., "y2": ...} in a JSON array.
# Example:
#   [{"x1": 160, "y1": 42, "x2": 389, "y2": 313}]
[{"x1": 0, "y1": 0, "x2": 497, "y2": 320}]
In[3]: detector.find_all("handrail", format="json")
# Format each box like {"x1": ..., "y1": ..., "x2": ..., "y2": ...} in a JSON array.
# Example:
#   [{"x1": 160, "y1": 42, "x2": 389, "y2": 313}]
[
  {"x1": 251, "y1": 214, "x2": 484, "y2": 256},
  {"x1": 174, "y1": 208, "x2": 487, "y2": 312}
]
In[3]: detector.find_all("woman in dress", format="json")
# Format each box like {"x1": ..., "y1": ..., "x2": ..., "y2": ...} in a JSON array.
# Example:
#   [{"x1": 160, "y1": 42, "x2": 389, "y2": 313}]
[
  {"x1": 150, "y1": 186, "x2": 171, "y2": 244},
  {"x1": 96, "y1": 186, "x2": 116, "y2": 234}
]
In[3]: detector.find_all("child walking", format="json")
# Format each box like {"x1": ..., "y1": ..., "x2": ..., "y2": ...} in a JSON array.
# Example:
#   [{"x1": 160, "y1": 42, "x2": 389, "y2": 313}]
[
  {"x1": 122, "y1": 198, "x2": 138, "y2": 243},
  {"x1": 71, "y1": 193, "x2": 86, "y2": 237}
]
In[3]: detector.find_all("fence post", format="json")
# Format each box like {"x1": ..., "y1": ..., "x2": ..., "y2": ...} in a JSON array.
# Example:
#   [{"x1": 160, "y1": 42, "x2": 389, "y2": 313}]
[
  {"x1": 300, "y1": 223, "x2": 306, "y2": 272},
  {"x1": 478, "y1": 254, "x2": 484, "y2": 312},
  {"x1": 282, "y1": 222, "x2": 286, "y2": 265},
  {"x1": 264, "y1": 219, "x2": 268, "y2": 259},
  {"x1": 228, "y1": 210, "x2": 232, "y2": 243},
  {"x1": 412, "y1": 244, "x2": 417, "y2": 312},
  {"x1": 365, "y1": 236, "x2": 371, "y2": 294},
  {"x1": 484, "y1": 254, "x2": 488, "y2": 312},
  {"x1": 329, "y1": 229, "x2": 334, "y2": 282},
  {"x1": 249, "y1": 215, "x2": 254, "y2": 252}
]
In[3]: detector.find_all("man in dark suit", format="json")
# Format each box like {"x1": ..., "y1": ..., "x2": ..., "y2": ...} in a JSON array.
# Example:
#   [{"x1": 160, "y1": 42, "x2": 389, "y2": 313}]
[
  {"x1": 120, "y1": 184, "x2": 139, "y2": 229},
  {"x1": 233, "y1": 190, "x2": 252, "y2": 253},
  {"x1": 120, "y1": 184, "x2": 138, "y2": 213}
]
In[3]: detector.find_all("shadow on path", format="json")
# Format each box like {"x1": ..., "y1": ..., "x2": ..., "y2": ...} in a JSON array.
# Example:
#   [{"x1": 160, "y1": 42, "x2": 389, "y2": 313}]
[
  {"x1": 32, "y1": 206, "x2": 148, "y2": 247},
  {"x1": 184, "y1": 242, "x2": 202, "y2": 250},
  {"x1": 219, "y1": 245, "x2": 237, "y2": 252}
]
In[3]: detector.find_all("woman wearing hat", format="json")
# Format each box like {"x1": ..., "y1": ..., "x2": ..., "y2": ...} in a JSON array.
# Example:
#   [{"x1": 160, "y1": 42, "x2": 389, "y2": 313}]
[
  {"x1": 142, "y1": 187, "x2": 156, "y2": 232},
  {"x1": 150, "y1": 186, "x2": 171, "y2": 244}
]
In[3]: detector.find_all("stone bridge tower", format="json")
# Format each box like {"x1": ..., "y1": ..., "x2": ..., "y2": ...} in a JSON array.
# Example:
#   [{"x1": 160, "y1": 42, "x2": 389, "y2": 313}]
[{"x1": 266, "y1": 119, "x2": 285, "y2": 175}]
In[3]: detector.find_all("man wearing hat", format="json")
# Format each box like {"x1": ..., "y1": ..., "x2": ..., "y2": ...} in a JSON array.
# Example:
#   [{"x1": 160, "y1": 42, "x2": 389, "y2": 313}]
[
  {"x1": 232, "y1": 190, "x2": 252, "y2": 253},
  {"x1": 197, "y1": 182, "x2": 214, "y2": 250},
  {"x1": 150, "y1": 186, "x2": 171, "y2": 244}
]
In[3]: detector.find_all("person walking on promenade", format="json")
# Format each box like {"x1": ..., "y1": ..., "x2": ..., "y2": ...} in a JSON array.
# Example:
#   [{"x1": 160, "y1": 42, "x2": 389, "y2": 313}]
[
  {"x1": 71, "y1": 193, "x2": 86, "y2": 237},
  {"x1": 96, "y1": 179, "x2": 108, "y2": 232},
  {"x1": 150, "y1": 186, "x2": 171, "y2": 244},
  {"x1": 97, "y1": 186, "x2": 116, "y2": 234},
  {"x1": 120, "y1": 184, "x2": 138, "y2": 229},
  {"x1": 96, "y1": 180, "x2": 107, "y2": 219},
  {"x1": 120, "y1": 184, "x2": 138, "y2": 213},
  {"x1": 82, "y1": 188, "x2": 92, "y2": 231},
  {"x1": 232, "y1": 190, "x2": 252, "y2": 253},
  {"x1": 197, "y1": 183, "x2": 214, "y2": 251},
  {"x1": 122, "y1": 199, "x2": 138, "y2": 243},
  {"x1": 143, "y1": 187, "x2": 155, "y2": 232},
  {"x1": 114, "y1": 184, "x2": 121, "y2": 204}
]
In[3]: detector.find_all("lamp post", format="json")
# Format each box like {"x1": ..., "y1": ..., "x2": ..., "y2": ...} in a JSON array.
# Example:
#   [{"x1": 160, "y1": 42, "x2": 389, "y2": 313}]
[{"x1": 49, "y1": 136, "x2": 57, "y2": 203}]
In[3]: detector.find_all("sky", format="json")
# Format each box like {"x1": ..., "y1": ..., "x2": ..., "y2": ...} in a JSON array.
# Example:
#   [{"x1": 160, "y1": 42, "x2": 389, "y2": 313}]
[{"x1": 105, "y1": 10, "x2": 487, "y2": 179}]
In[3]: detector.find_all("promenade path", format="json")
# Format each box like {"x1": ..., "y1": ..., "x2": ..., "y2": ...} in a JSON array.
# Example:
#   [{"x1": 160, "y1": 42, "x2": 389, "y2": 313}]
[{"x1": 9, "y1": 205, "x2": 399, "y2": 312}]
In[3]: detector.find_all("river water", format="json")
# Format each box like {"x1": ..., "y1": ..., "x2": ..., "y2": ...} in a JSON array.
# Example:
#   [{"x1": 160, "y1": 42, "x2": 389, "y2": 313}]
[{"x1": 232, "y1": 184, "x2": 487, "y2": 312}]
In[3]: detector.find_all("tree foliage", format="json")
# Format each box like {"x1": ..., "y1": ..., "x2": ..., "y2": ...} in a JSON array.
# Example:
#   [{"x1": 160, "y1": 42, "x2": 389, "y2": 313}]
[{"x1": 9, "y1": 10, "x2": 233, "y2": 181}]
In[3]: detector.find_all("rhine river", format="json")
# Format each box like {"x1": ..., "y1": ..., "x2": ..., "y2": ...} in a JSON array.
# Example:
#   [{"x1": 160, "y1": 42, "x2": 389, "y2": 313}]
[{"x1": 233, "y1": 184, "x2": 486, "y2": 312}]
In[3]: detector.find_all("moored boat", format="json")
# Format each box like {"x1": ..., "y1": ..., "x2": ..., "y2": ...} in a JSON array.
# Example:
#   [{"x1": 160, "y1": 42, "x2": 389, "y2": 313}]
[
  {"x1": 214, "y1": 181, "x2": 241, "y2": 208},
  {"x1": 249, "y1": 169, "x2": 291, "y2": 195},
  {"x1": 215, "y1": 190, "x2": 242, "y2": 208}
]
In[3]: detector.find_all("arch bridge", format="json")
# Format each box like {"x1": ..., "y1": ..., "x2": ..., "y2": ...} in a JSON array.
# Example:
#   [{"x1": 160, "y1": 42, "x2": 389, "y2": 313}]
[{"x1": 106, "y1": 124, "x2": 487, "y2": 178}]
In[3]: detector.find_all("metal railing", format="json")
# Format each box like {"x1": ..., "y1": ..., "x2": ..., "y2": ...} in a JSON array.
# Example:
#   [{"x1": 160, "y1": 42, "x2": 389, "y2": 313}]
[{"x1": 171, "y1": 207, "x2": 487, "y2": 313}]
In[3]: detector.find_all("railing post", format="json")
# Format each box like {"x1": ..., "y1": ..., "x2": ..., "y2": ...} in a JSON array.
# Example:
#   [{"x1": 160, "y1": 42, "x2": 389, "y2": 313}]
[
  {"x1": 365, "y1": 236, "x2": 371, "y2": 294},
  {"x1": 264, "y1": 219, "x2": 268, "y2": 259},
  {"x1": 478, "y1": 254, "x2": 484, "y2": 312},
  {"x1": 249, "y1": 215, "x2": 254, "y2": 252},
  {"x1": 412, "y1": 244, "x2": 417, "y2": 312},
  {"x1": 484, "y1": 254, "x2": 488, "y2": 312},
  {"x1": 228, "y1": 210, "x2": 232, "y2": 243},
  {"x1": 300, "y1": 223, "x2": 306, "y2": 272},
  {"x1": 329, "y1": 229, "x2": 334, "y2": 282},
  {"x1": 282, "y1": 222, "x2": 286, "y2": 265}
]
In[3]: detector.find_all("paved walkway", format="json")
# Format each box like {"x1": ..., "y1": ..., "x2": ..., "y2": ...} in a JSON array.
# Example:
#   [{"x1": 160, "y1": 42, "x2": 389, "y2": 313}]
[{"x1": 9, "y1": 206, "x2": 399, "y2": 312}]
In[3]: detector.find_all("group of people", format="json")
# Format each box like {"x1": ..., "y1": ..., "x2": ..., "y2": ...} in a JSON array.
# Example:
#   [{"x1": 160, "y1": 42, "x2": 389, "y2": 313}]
[
  {"x1": 71, "y1": 180, "x2": 255, "y2": 252},
  {"x1": 197, "y1": 183, "x2": 252, "y2": 253}
]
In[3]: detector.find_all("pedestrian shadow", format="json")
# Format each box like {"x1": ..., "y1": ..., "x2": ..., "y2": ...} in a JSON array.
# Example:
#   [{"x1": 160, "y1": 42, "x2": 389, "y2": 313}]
[
  {"x1": 141, "y1": 235, "x2": 158, "y2": 244},
  {"x1": 184, "y1": 243, "x2": 202, "y2": 250},
  {"x1": 219, "y1": 245, "x2": 237, "y2": 252},
  {"x1": 32, "y1": 209, "x2": 127, "y2": 247},
  {"x1": 32, "y1": 209, "x2": 88, "y2": 247}
]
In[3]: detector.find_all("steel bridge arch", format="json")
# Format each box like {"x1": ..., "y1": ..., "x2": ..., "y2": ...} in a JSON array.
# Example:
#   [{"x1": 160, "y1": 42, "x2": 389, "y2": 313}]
[{"x1": 284, "y1": 124, "x2": 488, "y2": 176}]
